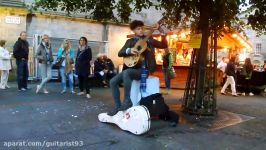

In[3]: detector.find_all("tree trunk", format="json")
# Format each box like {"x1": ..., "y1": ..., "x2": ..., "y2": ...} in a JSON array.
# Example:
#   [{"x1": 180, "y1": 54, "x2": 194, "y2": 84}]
[
  {"x1": 194, "y1": 0, "x2": 212, "y2": 106},
  {"x1": 213, "y1": 29, "x2": 218, "y2": 111}
]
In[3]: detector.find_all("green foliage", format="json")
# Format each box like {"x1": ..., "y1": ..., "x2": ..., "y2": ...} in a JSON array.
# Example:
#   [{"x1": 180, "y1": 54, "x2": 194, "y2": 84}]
[
  {"x1": 32, "y1": 0, "x2": 152, "y2": 22},
  {"x1": 247, "y1": 0, "x2": 266, "y2": 34},
  {"x1": 32, "y1": 0, "x2": 265, "y2": 34}
]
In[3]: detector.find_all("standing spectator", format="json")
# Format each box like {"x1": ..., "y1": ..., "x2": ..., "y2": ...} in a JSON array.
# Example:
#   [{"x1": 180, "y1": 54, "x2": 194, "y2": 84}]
[
  {"x1": 75, "y1": 37, "x2": 92, "y2": 99},
  {"x1": 35, "y1": 34, "x2": 54, "y2": 94},
  {"x1": 13, "y1": 31, "x2": 29, "y2": 91},
  {"x1": 162, "y1": 48, "x2": 173, "y2": 94},
  {"x1": 0, "y1": 40, "x2": 12, "y2": 89},
  {"x1": 241, "y1": 58, "x2": 254, "y2": 96},
  {"x1": 57, "y1": 39, "x2": 75, "y2": 94},
  {"x1": 217, "y1": 57, "x2": 227, "y2": 86},
  {"x1": 221, "y1": 57, "x2": 238, "y2": 96}
]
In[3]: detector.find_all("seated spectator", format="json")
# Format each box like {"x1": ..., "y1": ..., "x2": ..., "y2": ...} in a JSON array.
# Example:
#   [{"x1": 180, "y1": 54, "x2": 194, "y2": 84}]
[
  {"x1": 103, "y1": 53, "x2": 116, "y2": 79},
  {"x1": 94, "y1": 53, "x2": 116, "y2": 86}
]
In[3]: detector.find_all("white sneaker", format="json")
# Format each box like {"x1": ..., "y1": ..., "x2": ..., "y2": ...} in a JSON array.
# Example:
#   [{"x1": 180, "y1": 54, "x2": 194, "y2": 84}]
[
  {"x1": 0, "y1": 86, "x2": 6, "y2": 90},
  {"x1": 43, "y1": 89, "x2": 49, "y2": 94},
  {"x1": 36, "y1": 85, "x2": 41, "y2": 93},
  {"x1": 21, "y1": 88, "x2": 26, "y2": 91},
  {"x1": 5, "y1": 85, "x2": 10, "y2": 89},
  {"x1": 86, "y1": 94, "x2": 91, "y2": 99},
  {"x1": 61, "y1": 90, "x2": 66, "y2": 94},
  {"x1": 249, "y1": 92, "x2": 254, "y2": 96},
  {"x1": 242, "y1": 92, "x2": 245, "y2": 96},
  {"x1": 77, "y1": 91, "x2": 85, "y2": 95},
  {"x1": 71, "y1": 91, "x2": 76, "y2": 94}
]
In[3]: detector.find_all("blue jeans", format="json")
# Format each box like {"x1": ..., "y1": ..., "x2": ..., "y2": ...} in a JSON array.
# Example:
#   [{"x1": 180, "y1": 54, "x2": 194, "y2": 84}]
[
  {"x1": 16, "y1": 60, "x2": 29, "y2": 90},
  {"x1": 163, "y1": 68, "x2": 171, "y2": 89},
  {"x1": 59, "y1": 66, "x2": 73, "y2": 92},
  {"x1": 39, "y1": 64, "x2": 52, "y2": 90},
  {"x1": 109, "y1": 68, "x2": 141, "y2": 109}
]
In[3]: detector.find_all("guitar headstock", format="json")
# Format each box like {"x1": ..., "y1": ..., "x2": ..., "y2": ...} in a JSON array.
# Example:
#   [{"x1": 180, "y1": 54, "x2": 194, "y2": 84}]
[
  {"x1": 144, "y1": 16, "x2": 167, "y2": 36},
  {"x1": 158, "y1": 16, "x2": 167, "y2": 26},
  {"x1": 150, "y1": 16, "x2": 167, "y2": 30}
]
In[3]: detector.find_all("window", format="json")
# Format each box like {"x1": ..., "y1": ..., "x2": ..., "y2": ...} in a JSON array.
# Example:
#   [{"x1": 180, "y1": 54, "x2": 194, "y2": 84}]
[{"x1": 255, "y1": 43, "x2": 262, "y2": 54}]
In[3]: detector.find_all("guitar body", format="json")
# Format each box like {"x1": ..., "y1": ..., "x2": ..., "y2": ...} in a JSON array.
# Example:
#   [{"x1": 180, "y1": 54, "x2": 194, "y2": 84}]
[
  {"x1": 124, "y1": 39, "x2": 148, "y2": 67},
  {"x1": 98, "y1": 105, "x2": 151, "y2": 135},
  {"x1": 123, "y1": 16, "x2": 166, "y2": 68}
]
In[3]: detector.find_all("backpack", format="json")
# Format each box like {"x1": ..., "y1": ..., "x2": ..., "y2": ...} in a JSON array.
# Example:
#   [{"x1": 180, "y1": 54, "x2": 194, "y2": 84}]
[{"x1": 139, "y1": 93, "x2": 179, "y2": 125}]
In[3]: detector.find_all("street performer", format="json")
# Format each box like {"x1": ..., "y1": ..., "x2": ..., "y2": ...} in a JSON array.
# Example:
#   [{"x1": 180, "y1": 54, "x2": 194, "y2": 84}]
[{"x1": 108, "y1": 20, "x2": 168, "y2": 116}]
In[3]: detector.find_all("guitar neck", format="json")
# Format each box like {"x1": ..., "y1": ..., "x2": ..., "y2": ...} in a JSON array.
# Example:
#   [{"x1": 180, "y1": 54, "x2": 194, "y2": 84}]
[
  {"x1": 142, "y1": 29, "x2": 155, "y2": 41},
  {"x1": 143, "y1": 17, "x2": 166, "y2": 41}
]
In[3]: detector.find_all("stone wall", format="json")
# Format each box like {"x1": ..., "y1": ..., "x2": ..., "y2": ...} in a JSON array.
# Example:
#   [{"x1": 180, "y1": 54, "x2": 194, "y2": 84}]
[
  {"x1": 107, "y1": 24, "x2": 132, "y2": 66},
  {"x1": 0, "y1": 7, "x2": 28, "y2": 81},
  {"x1": 26, "y1": 15, "x2": 104, "y2": 41},
  {"x1": 0, "y1": 7, "x2": 27, "y2": 49}
]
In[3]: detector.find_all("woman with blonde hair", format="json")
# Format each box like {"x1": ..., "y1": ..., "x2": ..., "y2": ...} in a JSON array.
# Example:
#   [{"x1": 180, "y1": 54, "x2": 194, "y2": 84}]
[
  {"x1": 0, "y1": 40, "x2": 12, "y2": 89},
  {"x1": 57, "y1": 39, "x2": 75, "y2": 93},
  {"x1": 35, "y1": 34, "x2": 54, "y2": 94}
]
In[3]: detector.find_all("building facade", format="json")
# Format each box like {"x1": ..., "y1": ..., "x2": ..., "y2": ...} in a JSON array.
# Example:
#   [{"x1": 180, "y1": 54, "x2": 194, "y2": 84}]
[
  {"x1": 0, "y1": 0, "x2": 149, "y2": 79},
  {"x1": 245, "y1": 29, "x2": 266, "y2": 57}
]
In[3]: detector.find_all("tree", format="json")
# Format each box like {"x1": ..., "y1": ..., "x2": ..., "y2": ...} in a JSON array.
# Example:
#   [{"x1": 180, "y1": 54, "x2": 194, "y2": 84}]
[
  {"x1": 32, "y1": 0, "x2": 266, "y2": 115},
  {"x1": 31, "y1": 0, "x2": 265, "y2": 31}
]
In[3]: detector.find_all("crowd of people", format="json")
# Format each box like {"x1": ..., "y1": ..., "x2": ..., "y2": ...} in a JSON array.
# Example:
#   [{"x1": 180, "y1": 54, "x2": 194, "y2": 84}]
[
  {"x1": 218, "y1": 56, "x2": 260, "y2": 97},
  {"x1": 0, "y1": 31, "x2": 118, "y2": 100},
  {"x1": 0, "y1": 20, "x2": 168, "y2": 116}
]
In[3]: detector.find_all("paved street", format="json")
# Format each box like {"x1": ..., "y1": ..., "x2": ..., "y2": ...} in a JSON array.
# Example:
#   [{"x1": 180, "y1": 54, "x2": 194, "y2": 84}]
[{"x1": 0, "y1": 82, "x2": 266, "y2": 150}]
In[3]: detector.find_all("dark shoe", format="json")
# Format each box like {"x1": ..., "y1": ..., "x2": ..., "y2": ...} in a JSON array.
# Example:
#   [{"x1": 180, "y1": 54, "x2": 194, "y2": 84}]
[
  {"x1": 24, "y1": 87, "x2": 31, "y2": 90},
  {"x1": 107, "y1": 108, "x2": 119, "y2": 116},
  {"x1": 220, "y1": 92, "x2": 226, "y2": 95},
  {"x1": 170, "y1": 122, "x2": 177, "y2": 127},
  {"x1": 119, "y1": 102, "x2": 132, "y2": 111}
]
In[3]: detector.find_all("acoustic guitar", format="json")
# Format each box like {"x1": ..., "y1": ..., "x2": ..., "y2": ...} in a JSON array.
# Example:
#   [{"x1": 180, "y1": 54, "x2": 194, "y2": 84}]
[
  {"x1": 98, "y1": 105, "x2": 150, "y2": 135},
  {"x1": 123, "y1": 17, "x2": 166, "y2": 67}
]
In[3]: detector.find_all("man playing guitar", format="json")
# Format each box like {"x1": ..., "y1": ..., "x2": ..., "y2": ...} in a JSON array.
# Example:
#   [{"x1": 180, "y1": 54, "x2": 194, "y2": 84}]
[{"x1": 108, "y1": 20, "x2": 168, "y2": 116}]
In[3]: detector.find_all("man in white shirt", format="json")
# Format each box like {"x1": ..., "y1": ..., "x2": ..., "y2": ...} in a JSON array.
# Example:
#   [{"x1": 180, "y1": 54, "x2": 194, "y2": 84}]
[{"x1": 217, "y1": 57, "x2": 227, "y2": 86}]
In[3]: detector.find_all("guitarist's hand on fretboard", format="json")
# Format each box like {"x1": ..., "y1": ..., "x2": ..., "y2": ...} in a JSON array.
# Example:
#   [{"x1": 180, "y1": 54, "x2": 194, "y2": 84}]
[
  {"x1": 130, "y1": 48, "x2": 139, "y2": 55},
  {"x1": 150, "y1": 23, "x2": 165, "y2": 35},
  {"x1": 155, "y1": 23, "x2": 161, "y2": 30}
]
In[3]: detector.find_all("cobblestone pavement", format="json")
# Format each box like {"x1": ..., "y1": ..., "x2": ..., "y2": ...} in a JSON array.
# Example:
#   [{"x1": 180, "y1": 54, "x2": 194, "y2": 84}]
[{"x1": 0, "y1": 82, "x2": 265, "y2": 150}]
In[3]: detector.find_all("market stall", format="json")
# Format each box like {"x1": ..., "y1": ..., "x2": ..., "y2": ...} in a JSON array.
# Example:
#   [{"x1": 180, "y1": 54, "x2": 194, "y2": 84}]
[{"x1": 151, "y1": 29, "x2": 252, "y2": 89}]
